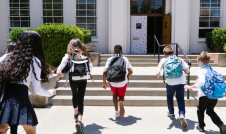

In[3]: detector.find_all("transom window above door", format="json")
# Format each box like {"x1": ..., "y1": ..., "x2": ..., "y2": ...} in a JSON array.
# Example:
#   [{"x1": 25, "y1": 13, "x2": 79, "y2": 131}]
[{"x1": 131, "y1": 0, "x2": 164, "y2": 14}]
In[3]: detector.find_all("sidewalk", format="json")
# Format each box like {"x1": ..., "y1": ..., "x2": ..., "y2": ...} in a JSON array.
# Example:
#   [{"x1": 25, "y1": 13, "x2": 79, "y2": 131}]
[{"x1": 10, "y1": 106, "x2": 226, "y2": 134}]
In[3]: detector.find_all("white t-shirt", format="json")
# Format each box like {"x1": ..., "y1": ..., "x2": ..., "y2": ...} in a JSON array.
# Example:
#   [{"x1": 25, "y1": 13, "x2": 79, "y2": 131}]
[
  {"x1": 194, "y1": 67, "x2": 207, "y2": 98},
  {"x1": 105, "y1": 56, "x2": 132, "y2": 87},
  {"x1": 159, "y1": 57, "x2": 189, "y2": 85},
  {"x1": 0, "y1": 54, "x2": 53, "y2": 97}
]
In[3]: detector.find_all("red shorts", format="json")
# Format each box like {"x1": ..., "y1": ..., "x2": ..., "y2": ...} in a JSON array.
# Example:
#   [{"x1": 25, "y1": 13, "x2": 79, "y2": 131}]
[{"x1": 109, "y1": 83, "x2": 127, "y2": 97}]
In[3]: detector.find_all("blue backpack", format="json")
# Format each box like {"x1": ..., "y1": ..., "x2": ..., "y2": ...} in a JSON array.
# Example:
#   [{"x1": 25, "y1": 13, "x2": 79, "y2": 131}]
[
  {"x1": 163, "y1": 55, "x2": 183, "y2": 79},
  {"x1": 200, "y1": 65, "x2": 226, "y2": 99}
]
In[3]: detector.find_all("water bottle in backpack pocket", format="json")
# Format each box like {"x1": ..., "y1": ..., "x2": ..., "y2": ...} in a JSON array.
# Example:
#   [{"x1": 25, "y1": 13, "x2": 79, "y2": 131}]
[
  {"x1": 163, "y1": 55, "x2": 183, "y2": 79},
  {"x1": 201, "y1": 65, "x2": 226, "y2": 99}
]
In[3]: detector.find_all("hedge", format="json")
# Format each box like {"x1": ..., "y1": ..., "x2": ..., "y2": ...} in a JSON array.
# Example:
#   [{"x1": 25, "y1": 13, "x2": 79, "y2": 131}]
[
  {"x1": 206, "y1": 27, "x2": 226, "y2": 53},
  {"x1": 9, "y1": 23, "x2": 92, "y2": 67},
  {"x1": 78, "y1": 27, "x2": 92, "y2": 43}
]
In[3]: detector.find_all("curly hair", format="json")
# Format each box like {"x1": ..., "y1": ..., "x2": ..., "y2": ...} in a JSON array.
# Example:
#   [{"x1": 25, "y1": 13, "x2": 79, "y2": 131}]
[
  {"x1": 0, "y1": 30, "x2": 51, "y2": 83},
  {"x1": 67, "y1": 39, "x2": 93, "y2": 62}
]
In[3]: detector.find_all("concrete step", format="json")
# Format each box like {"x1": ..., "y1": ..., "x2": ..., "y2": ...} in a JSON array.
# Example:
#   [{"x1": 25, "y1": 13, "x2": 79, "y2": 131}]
[
  {"x1": 56, "y1": 87, "x2": 199, "y2": 96},
  {"x1": 60, "y1": 75, "x2": 226, "y2": 81},
  {"x1": 100, "y1": 58, "x2": 214, "y2": 63},
  {"x1": 57, "y1": 80, "x2": 226, "y2": 88},
  {"x1": 49, "y1": 95, "x2": 226, "y2": 106},
  {"x1": 100, "y1": 54, "x2": 200, "y2": 59},
  {"x1": 98, "y1": 62, "x2": 218, "y2": 67}
]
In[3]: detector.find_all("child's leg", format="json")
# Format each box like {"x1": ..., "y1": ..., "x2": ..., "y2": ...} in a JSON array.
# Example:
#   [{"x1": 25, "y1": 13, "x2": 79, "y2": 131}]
[
  {"x1": 166, "y1": 84, "x2": 176, "y2": 115},
  {"x1": 10, "y1": 125, "x2": 18, "y2": 134},
  {"x1": 175, "y1": 84, "x2": 185, "y2": 116},
  {"x1": 197, "y1": 97, "x2": 210, "y2": 128},
  {"x1": 113, "y1": 93, "x2": 119, "y2": 111},
  {"x1": 119, "y1": 97, "x2": 125, "y2": 117},
  {"x1": 206, "y1": 99, "x2": 224, "y2": 127}
]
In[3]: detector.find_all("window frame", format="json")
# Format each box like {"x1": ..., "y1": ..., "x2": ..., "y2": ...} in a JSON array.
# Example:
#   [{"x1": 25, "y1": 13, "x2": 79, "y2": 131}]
[
  {"x1": 199, "y1": 0, "x2": 222, "y2": 39},
  {"x1": 8, "y1": 0, "x2": 30, "y2": 38},
  {"x1": 42, "y1": 0, "x2": 64, "y2": 24},
  {"x1": 75, "y1": 0, "x2": 97, "y2": 38}
]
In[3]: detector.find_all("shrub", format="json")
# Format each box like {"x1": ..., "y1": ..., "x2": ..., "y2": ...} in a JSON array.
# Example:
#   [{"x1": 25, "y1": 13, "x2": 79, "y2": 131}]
[
  {"x1": 9, "y1": 23, "x2": 92, "y2": 67},
  {"x1": 78, "y1": 27, "x2": 92, "y2": 43},
  {"x1": 206, "y1": 27, "x2": 226, "y2": 53},
  {"x1": 224, "y1": 44, "x2": 226, "y2": 52}
]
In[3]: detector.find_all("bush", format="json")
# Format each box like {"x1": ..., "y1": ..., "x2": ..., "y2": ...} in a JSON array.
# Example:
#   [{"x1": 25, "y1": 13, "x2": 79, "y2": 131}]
[
  {"x1": 9, "y1": 23, "x2": 92, "y2": 67},
  {"x1": 224, "y1": 44, "x2": 226, "y2": 52},
  {"x1": 206, "y1": 27, "x2": 226, "y2": 53},
  {"x1": 78, "y1": 27, "x2": 92, "y2": 43}
]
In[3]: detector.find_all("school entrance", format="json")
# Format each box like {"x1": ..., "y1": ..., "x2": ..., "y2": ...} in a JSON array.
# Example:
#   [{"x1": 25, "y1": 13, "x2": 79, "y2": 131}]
[{"x1": 130, "y1": 0, "x2": 171, "y2": 54}]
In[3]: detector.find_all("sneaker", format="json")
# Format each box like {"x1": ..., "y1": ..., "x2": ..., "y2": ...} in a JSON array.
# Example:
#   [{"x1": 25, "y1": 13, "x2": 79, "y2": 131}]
[
  {"x1": 167, "y1": 112, "x2": 175, "y2": 119},
  {"x1": 115, "y1": 111, "x2": 120, "y2": 118},
  {"x1": 179, "y1": 115, "x2": 188, "y2": 128},
  {"x1": 220, "y1": 125, "x2": 226, "y2": 134},
  {"x1": 196, "y1": 125, "x2": 205, "y2": 132},
  {"x1": 76, "y1": 121, "x2": 84, "y2": 134}
]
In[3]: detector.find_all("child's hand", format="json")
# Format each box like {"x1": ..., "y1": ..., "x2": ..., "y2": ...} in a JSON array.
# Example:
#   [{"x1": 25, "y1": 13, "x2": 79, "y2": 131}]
[
  {"x1": 102, "y1": 83, "x2": 107, "y2": 90},
  {"x1": 184, "y1": 85, "x2": 192, "y2": 90},
  {"x1": 156, "y1": 72, "x2": 160, "y2": 78},
  {"x1": 57, "y1": 72, "x2": 64, "y2": 77},
  {"x1": 49, "y1": 89, "x2": 56, "y2": 95}
]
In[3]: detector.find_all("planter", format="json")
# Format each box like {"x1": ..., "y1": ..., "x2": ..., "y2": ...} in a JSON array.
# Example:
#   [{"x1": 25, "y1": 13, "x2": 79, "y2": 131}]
[
  {"x1": 209, "y1": 53, "x2": 226, "y2": 67},
  {"x1": 28, "y1": 74, "x2": 60, "y2": 108},
  {"x1": 90, "y1": 52, "x2": 101, "y2": 67}
]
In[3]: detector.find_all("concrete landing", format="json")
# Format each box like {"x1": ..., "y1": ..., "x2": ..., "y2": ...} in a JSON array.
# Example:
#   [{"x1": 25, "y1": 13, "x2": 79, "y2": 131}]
[{"x1": 9, "y1": 106, "x2": 226, "y2": 134}]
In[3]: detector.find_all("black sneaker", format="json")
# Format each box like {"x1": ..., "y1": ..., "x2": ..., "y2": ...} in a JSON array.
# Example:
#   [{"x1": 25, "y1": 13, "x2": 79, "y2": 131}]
[
  {"x1": 167, "y1": 112, "x2": 175, "y2": 119},
  {"x1": 196, "y1": 125, "x2": 205, "y2": 132},
  {"x1": 76, "y1": 121, "x2": 84, "y2": 134},
  {"x1": 220, "y1": 125, "x2": 226, "y2": 134}
]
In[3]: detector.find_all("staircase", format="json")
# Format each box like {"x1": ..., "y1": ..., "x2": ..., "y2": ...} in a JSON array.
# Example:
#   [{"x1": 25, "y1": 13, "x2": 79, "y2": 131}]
[
  {"x1": 49, "y1": 55, "x2": 226, "y2": 107},
  {"x1": 99, "y1": 54, "x2": 217, "y2": 67}
]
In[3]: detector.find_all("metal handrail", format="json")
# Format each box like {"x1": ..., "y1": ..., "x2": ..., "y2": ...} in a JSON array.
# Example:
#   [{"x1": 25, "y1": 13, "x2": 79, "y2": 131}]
[{"x1": 154, "y1": 35, "x2": 192, "y2": 99}]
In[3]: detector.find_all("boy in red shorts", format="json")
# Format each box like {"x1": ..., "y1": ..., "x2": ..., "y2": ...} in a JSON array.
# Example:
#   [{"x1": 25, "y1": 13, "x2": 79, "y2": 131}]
[{"x1": 102, "y1": 45, "x2": 133, "y2": 118}]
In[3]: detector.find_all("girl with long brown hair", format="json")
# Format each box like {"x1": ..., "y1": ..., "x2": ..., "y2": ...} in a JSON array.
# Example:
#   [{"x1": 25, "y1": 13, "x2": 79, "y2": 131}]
[{"x1": 57, "y1": 39, "x2": 93, "y2": 134}]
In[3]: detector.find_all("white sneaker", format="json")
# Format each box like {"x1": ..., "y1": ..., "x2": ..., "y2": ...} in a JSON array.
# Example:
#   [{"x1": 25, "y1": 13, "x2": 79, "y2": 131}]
[
  {"x1": 115, "y1": 111, "x2": 120, "y2": 118},
  {"x1": 167, "y1": 111, "x2": 175, "y2": 119},
  {"x1": 179, "y1": 115, "x2": 188, "y2": 128}
]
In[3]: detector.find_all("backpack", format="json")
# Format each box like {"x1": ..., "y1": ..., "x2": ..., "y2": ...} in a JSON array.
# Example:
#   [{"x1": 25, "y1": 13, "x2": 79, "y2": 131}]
[
  {"x1": 107, "y1": 55, "x2": 127, "y2": 82},
  {"x1": 163, "y1": 55, "x2": 183, "y2": 79},
  {"x1": 65, "y1": 53, "x2": 94, "y2": 87},
  {"x1": 200, "y1": 65, "x2": 225, "y2": 99}
]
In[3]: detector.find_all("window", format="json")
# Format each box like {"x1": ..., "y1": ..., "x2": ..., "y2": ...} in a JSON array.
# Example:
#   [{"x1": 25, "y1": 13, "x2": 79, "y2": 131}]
[
  {"x1": 199, "y1": 0, "x2": 221, "y2": 38},
  {"x1": 131, "y1": 0, "x2": 163, "y2": 14},
  {"x1": 76, "y1": 0, "x2": 97, "y2": 37},
  {"x1": 43, "y1": 0, "x2": 63, "y2": 24},
  {"x1": 9, "y1": 0, "x2": 30, "y2": 32}
]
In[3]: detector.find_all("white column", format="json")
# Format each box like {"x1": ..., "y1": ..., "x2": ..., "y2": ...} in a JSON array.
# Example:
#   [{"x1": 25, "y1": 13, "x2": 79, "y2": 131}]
[
  {"x1": 0, "y1": 0, "x2": 8, "y2": 56},
  {"x1": 64, "y1": 0, "x2": 75, "y2": 25},
  {"x1": 108, "y1": 0, "x2": 130, "y2": 54},
  {"x1": 171, "y1": 0, "x2": 190, "y2": 54},
  {"x1": 30, "y1": 0, "x2": 42, "y2": 28}
]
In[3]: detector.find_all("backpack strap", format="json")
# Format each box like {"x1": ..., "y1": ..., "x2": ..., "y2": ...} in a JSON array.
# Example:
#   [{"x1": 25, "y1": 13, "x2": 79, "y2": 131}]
[{"x1": 65, "y1": 53, "x2": 76, "y2": 88}]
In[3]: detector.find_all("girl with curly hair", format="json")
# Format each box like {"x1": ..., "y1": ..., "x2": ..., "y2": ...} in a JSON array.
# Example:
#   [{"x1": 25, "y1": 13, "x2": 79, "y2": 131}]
[
  {"x1": 0, "y1": 30, "x2": 56, "y2": 134},
  {"x1": 57, "y1": 39, "x2": 93, "y2": 134}
]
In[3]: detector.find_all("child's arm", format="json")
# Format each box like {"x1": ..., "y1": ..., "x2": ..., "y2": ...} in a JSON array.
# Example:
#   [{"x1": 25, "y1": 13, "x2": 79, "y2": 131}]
[
  {"x1": 102, "y1": 68, "x2": 108, "y2": 90},
  {"x1": 57, "y1": 54, "x2": 69, "y2": 77},
  {"x1": 156, "y1": 61, "x2": 163, "y2": 78},
  {"x1": 127, "y1": 68, "x2": 133, "y2": 80},
  {"x1": 184, "y1": 69, "x2": 205, "y2": 90}
]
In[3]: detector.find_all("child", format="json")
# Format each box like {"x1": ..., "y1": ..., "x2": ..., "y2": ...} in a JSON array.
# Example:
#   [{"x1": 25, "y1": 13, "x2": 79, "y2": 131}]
[
  {"x1": 57, "y1": 39, "x2": 93, "y2": 134},
  {"x1": 184, "y1": 51, "x2": 226, "y2": 133},
  {"x1": 0, "y1": 30, "x2": 56, "y2": 134},
  {"x1": 156, "y1": 45, "x2": 190, "y2": 128},
  {"x1": 102, "y1": 45, "x2": 133, "y2": 118}
]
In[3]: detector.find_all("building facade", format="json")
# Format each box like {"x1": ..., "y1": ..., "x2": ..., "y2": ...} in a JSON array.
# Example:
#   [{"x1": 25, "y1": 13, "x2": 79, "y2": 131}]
[{"x1": 0, "y1": 0, "x2": 226, "y2": 56}]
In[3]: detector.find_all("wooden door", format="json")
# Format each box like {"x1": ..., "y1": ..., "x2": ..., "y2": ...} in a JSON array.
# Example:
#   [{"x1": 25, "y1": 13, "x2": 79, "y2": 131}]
[{"x1": 162, "y1": 13, "x2": 171, "y2": 44}]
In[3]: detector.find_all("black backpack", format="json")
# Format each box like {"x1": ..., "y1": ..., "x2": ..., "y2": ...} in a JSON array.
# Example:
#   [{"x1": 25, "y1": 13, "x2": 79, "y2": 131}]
[
  {"x1": 65, "y1": 53, "x2": 93, "y2": 87},
  {"x1": 107, "y1": 55, "x2": 126, "y2": 82}
]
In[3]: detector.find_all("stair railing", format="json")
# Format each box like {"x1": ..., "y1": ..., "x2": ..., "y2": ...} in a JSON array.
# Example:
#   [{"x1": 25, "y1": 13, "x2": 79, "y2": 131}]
[{"x1": 154, "y1": 35, "x2": 192, "y2": 99}]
